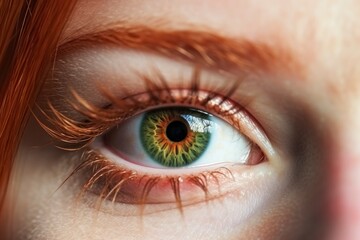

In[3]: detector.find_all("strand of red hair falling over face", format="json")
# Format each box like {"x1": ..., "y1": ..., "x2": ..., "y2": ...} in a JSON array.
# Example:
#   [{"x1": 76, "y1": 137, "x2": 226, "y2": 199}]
[{"x1": 0, "y1": 0, "x2": 77, "y2": 236}]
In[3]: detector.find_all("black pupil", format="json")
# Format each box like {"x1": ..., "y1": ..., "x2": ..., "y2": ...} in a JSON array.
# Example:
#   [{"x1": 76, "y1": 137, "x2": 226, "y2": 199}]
[{"x1": 166, "y1": 120, "x2": 188, "y2": 142}]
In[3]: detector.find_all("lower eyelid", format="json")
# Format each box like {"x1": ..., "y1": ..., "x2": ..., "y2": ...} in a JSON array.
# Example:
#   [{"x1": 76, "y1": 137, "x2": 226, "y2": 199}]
[
  {"x1": 74, "y1": 145, "x2": 268, "y2": 212},
  {"x1": 39, "y1": 66, "x2": 281, "y2": 219},
  {"x1": 80, "y1": 157, "x2": 277, "y2": 219}
]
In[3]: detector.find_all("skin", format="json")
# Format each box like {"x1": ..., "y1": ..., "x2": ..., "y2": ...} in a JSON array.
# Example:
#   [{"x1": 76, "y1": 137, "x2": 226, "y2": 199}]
[{"x1": 9, "y1": 0, "x2": 360, "y2": 239}]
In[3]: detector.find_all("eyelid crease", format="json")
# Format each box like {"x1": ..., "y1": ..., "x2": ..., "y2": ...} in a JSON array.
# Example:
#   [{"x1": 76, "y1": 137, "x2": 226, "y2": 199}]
[{"x1": 58, "y1": 24, "x2": 301, "y2": 76}]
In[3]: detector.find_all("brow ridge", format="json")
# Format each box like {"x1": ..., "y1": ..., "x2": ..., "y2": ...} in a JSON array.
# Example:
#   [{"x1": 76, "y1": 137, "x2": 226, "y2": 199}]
[{"x1": 59, "y1": 25, "x2": 299, "y2": 75}]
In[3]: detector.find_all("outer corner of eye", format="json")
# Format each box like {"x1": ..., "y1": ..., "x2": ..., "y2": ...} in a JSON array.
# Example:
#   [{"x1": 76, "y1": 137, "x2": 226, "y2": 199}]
[{"x1": 95, "y1": 106, "x2": 268, "y2": 170}]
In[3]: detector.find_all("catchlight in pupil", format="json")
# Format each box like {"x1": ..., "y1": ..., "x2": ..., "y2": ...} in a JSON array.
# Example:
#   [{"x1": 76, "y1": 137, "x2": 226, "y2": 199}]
[{"x1": 166, "y1": 120, "x2": 188, "y2": 142}]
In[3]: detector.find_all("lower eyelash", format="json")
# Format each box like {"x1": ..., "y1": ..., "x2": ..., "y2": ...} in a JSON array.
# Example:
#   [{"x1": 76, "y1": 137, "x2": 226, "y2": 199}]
[
  {"x1": 37, "y1": 68, "x2": 262, "y2": 214},
  {"x1": 67, "y1": 148, "x2": 236, "y2": 215}
]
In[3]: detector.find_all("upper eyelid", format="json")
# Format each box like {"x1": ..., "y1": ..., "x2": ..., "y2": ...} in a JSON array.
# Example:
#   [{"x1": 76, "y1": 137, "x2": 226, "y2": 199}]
[
  {"x1": 38, "y1": 75, "x2": 276, "y2": 165},
  {"x1": 41, "y1": 47, "x2": 279, "y2": 159},
  {"x1": 40, "y1": 28, "x2": 286, "y2": 162},
  {"x1": 58, "y1": 24, "x2": 301, "y2": 77}
]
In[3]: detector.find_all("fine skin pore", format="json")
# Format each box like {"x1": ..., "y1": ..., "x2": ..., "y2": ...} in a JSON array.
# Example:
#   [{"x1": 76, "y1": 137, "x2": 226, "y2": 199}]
[{"x1": 9, "y1": 0, "x2": 360, "y2": 239}]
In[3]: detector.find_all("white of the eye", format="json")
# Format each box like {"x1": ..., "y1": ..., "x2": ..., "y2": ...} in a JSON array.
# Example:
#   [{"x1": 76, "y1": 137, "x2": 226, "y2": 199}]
[
  {"x1": 193, "y1": 115, "x2": 251, "y2": 167},
  {"x1": 104, "y1": 111, "x2": 251, "y2": 169}
]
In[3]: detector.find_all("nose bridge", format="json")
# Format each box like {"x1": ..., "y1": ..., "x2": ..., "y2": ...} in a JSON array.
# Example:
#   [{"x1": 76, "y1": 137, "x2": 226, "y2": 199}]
[{"x1": 325, "y1": 105, "x2": 360, "y2": 240}]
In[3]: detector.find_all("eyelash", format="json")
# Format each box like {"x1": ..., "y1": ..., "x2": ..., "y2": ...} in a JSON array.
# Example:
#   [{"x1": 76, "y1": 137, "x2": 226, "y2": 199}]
[
  {"x1": 67, "y1": 148, "x2": 238, "y2": 215},
  {"x1": 36, "y1": 68, "x2": 264, "y2": 214}
]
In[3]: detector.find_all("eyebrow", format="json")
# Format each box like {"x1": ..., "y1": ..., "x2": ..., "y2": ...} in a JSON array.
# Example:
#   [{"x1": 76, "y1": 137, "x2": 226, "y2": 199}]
[{"x1": 58, "y1": 25, "x2": 300, "y2": 75}]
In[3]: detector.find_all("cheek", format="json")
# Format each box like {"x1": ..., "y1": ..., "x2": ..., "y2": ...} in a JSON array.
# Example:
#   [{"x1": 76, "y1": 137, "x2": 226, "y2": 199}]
[
  {"x1": 24, "y1": 188, "x2": 299, "y2": 240},
  {"x1": 326, "y1": 145, "x2": 360, "y2": 239}
]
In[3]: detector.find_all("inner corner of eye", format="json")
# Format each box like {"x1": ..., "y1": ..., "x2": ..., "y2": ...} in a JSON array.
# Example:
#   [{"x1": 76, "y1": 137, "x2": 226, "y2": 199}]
[{"x1": 91, "y1": 106, "x2": 265, "y2": 172}]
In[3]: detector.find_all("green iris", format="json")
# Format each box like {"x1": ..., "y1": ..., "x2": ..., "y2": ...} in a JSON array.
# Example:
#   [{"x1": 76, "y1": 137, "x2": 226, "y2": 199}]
[{"x1": 140, "y1": 108, "x2": 213, "y2": 167}]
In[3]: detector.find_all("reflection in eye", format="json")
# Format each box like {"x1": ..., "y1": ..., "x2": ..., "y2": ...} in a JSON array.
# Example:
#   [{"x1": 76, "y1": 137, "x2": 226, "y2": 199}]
[
  {"x1": 105, "y1": 107, "x2": 251, "y2": 168},
  {"x1": 39, "y1": 69, "x2": 269, "y2": 214}
]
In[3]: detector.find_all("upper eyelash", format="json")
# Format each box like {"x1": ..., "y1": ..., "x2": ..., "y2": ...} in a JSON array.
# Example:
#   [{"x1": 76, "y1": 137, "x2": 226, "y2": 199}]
[
  {"x1": 35, "y1": 68, "x2": 242, "y2": 150},
  {"x1": 35, "y1": 67, "x2": 262, "y2": 215}
]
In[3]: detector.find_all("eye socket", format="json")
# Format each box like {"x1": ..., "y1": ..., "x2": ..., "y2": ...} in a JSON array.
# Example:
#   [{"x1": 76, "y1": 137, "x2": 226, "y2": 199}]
[
  {"x1": 104, "y1": 107, "x2": 252, "y2": 169},
  {"x1": 39, "y1": 63, "x2": 272, "y2": 209}
]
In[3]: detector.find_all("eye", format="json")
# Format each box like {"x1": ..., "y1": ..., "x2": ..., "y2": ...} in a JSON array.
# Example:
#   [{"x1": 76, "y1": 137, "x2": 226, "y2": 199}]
[
  {"x1": 85, "y1": 102, "x2": 265, "y2": 209},
  {"x1": 104, "y1": 107, "x2": 252, "y2": 169},
  {"x1": 39, "y1": 65, "x2": 272, "y2": 214}
]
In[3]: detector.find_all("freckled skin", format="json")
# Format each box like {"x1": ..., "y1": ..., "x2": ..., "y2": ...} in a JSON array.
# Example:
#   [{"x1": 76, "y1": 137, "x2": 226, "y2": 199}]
[{"x1": 9, "y1": 0, "x2": 360, "y2": 239}]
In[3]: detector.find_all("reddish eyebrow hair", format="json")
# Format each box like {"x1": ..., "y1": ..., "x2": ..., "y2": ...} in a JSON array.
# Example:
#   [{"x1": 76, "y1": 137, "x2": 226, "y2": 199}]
[{"x1": 59, "y1": 26, "x2": 300, "y2": 75}]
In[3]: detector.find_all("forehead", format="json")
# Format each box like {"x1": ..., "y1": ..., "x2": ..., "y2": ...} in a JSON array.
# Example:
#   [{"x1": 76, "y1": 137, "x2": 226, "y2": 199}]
[{"x1": 65, "y1": 0, "x2": 360, "y2": 92}]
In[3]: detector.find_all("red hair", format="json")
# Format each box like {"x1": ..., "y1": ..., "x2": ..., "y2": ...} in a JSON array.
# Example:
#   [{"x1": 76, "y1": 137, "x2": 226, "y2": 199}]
[{"x1": 0, "y1": 0, "x2": 76, "y2": 235}]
